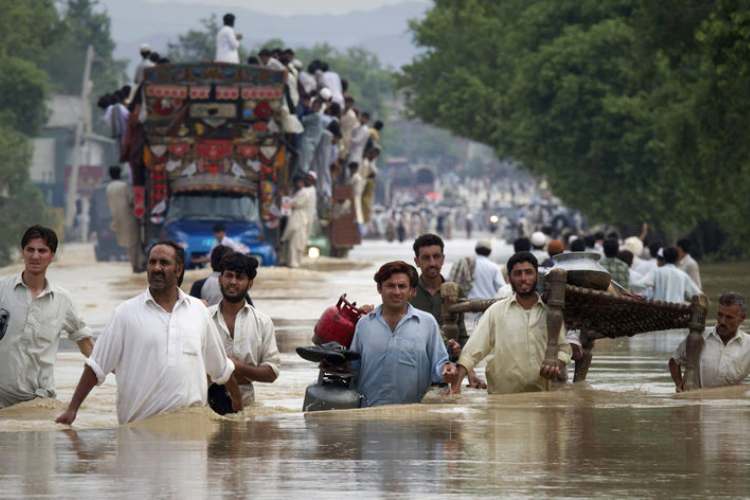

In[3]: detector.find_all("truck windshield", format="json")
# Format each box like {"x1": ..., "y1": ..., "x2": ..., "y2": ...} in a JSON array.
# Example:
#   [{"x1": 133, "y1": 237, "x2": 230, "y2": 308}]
[{"x1": 167, "y1": 193, "x2": 259, "y2": 222}]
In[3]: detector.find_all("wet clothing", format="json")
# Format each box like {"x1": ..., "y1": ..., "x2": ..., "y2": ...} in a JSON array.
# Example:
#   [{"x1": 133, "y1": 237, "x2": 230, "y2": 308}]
[
  {"x1": 105, "y1": 179, "x2": 140, "y2": 270},
  {"x1": 678, "y1": 254, "x2": 702, "y2": 289},
  {"x1": 672, "y1": 327, "x2": 750, "y2": 388},
  {"x1": 209, "y1": 301, "x2": 280, "y2": 405},
  {"x1": 350, "y1": 305, "x2": 449, "y2": 407},
  {"x1": 281, "y1": 187, "x2": 314, "y2": 268},
  {"x1": 0, "y1": 273, "x2": 91, "y2": 408},
  {"x1": 458, "y1": 294, "x2": 572, "y2": 394},
  {"x1": 86, "y1": 288, "x2": 234, "y2": 424},
  {"x1": 600, "y1": 256, "x2": 630, "y2": 289},
  {"x1": 215, "y1": 25, "x2": 240, "y2": 63},
  {"x1": 468, "y1": 255, "x2": 505, "y2": 300},
  {"x1": 410, "y1": 275, "x2": 468, "y2": 347},
  {"x1": 644, "y1": 264, "x2": 701, "y2": 303}
]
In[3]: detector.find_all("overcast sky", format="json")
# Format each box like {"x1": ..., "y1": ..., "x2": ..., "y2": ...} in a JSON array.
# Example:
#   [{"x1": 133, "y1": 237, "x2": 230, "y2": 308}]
[{"x1": 149, "y1": 0, "x2": 429, "y2": 16}]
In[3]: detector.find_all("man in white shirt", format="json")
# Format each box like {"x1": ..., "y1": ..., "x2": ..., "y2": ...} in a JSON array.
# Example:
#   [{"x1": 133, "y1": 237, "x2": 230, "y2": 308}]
[
  {"x1": 676, "y1": 238, "x2": 702, "y2": 289},
  {"x1": 319, "y1": 61, "x2": 344, "y2": 106},
  {"x1": 643, "y1": 246, "x2": 701, "y2": 303},
  {"x1": 468, "y1": 240, "x2": 505, "y2": 300},
  {"x1": 193, "y1": 223, "x2": 249, "y2": 267},
  {"x1": 56, "y1": 241, "x2": 242, "y2": 425},
  {"x1": 669, "y1": 292, "x2": 750, "y2": 391},
  {"x1": 215, "y1": 13, "x2": 242, "y2": 64},
  {"x1": 0, "y1": 226, "x2": 93, "y2": 409},
  {"x1": 208, "y1": 253, "x2": 280, "y2": 407},
  {"x1": 133, "y1": 44, "x2": 154, "y2": 86},
  {"x1": 347, "y1": 112, "x2": 370, "y2": 166}
]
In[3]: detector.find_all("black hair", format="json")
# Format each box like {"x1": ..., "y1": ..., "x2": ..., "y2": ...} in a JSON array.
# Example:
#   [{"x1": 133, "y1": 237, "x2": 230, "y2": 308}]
[
  {"x1": 412, "y1": 233, "x2": 444, "y2": 257},
  {"x1": 603, "y1": 238, "x2": 619, "y2": 258},
  {"x1": 246, "y1": 56, "x2": 260, "y2": 65},
  {"x1": 348, "y1": 162, "x2": 359, "y2": 172},
  {"x1": 373, "y1": 120, "x2": 384, "y2": 130},
  {"x1": 148, "y1": 241, "x2": 185, "y2": 286},
  {"x1": 570, "y1": 239, "x2": 586, "y2": 252},
  {"x1": 676, "y1": 238, "x2": 691, "y2": 254},
  {"x1": 220, "y1": 252, "x2": 259, "y2": 280},
  {"x1": 259, "y1": 48, "x2": 271, "y2": 57},
  {"x1": 223, "y1": 13, "x2": 235, "y2": 26},
  {"x1": 606, "y1": 231, "x2": 619, "y2": 241},
  {"x1": 21, "y1": 225, "x2": 58, "y2": 253},
  {"x1": 212, "y1": 223, "x2": 226, "y2": 233},
  {"x1": 663, "y1": 246, "x2": 679, "y2": 264},
  {"x1": 374, "y1": 261, "x2": 418, "y2": 288},
  {"x1": 361, "y1": 111, "x2": 370, "y2": 120},
  {"x1": 649, "y1": 242, "x2": 662, "y2": 258},
  {"x1": 476, "y1": 246, "x2": 491, "y2": 257},
  {"x1": 109, "y1": 165, "x2": 122, "y2": 180},
  {"x1": 617, "y1": 249, "x2": 634, "y2": 267},
  {"x1": 506, "y1": 251, "x2": 538, "y2": 276},
  {"x1": 584, "y1": 234, "x2": 596, "y2": 248},
  {"x1": 341, "y1": 78, "x2": 348, "y2": 92},
  {"x1": 513, "y1": 237, "x2": 531, "y2": 253},
  {"x1": 210, "y1": 245, "x2": 232, "y2": 272},
  {"x1": 327, "y1": 102, "x2": 341, "y2": 117},
  {"x1": 594, "y1": 231, "x2": 605, "y2": 241},
  {"x1": 149, "y1": 52, "x2": 160, "y2": 63},
  {"x1": 320, "y1": 62, "x2": 329, "y2": 72}
]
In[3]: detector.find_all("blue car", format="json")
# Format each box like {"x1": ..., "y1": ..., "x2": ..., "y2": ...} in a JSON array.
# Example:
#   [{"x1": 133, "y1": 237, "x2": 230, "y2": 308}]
[{"x1": 161, "y1": 193, "x2": 277, "y2": 268}]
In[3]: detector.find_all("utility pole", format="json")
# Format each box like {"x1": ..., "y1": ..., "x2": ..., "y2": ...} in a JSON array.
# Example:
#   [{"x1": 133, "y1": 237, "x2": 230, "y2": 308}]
[{"x1": 64, "y1": 45, "x2": 95, "y2": 234}]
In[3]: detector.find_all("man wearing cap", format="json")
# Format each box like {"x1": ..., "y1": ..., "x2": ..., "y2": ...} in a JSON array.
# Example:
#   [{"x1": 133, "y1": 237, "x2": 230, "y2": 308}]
[
  {"x1": 134, "y1": 44, "x2": 154, "y2": 86},
  {"x1": 530, "y1": 231, "x2": 549, "y2": 263},
  {"x1": 215, "y1": 13, "x2": 242, "y2": 64},
  {"x1": 467, "y1": 240, "x2": 505, "y2": 300}
]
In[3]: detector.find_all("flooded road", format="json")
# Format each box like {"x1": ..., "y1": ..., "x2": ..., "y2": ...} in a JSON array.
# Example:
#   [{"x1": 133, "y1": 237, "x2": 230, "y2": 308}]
[{"x1": 1, "y1": 239, "x2": 749, "y2": 498}]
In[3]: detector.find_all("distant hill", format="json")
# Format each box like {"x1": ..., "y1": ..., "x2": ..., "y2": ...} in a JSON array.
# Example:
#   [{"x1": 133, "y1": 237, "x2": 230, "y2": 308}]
[{"x1": 98, "y1": 0, "x2": 429, "y2": 76}]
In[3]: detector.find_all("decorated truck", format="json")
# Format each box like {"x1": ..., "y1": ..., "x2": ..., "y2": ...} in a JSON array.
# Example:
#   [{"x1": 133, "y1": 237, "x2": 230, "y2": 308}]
[
  {"x1": 127, "y1": 62, "x2": 295, "y2": 268},
  {"x1": 128, "y1": 62, "x2": 362, "y2": 270}
]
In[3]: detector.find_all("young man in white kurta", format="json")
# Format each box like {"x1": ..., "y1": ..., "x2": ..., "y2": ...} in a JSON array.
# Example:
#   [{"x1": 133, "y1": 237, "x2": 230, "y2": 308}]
[
  {"x1": 208, "y1": 301, "x2": 280, "y2": 405},
  {"x1": 87, "y1": 288, "x2": 235, "y2": 423}
]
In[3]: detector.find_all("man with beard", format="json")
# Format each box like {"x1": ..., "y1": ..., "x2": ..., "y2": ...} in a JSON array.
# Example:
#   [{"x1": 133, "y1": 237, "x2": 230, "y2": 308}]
[
  {"x1": 56, "y1": 242, "x2": 242, "y2": 425},
  {"x1": 451, "y1": 252, "x2": 571, "y2": 394},
  {"x1": 669, "y1": 292, "x2": 750, "y2": 391},
  {"x1": 410, "y1": 233, "x2": 485, "y2": 389},
  {"x1": 207, "y1": 253, "x2": 280, "y2": 409}
]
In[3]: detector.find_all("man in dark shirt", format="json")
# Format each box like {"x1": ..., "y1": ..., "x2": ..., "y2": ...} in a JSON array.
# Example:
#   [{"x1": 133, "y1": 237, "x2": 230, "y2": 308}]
[{"x1": 410, "y1": 233, "x2": 485, "y2": 389}]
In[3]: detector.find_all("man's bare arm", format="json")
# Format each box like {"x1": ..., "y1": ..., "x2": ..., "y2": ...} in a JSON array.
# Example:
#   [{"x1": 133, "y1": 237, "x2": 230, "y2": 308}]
[
  {"x1": 668, "y1": 358, "x2": 684, "y2": 392},
  {"x1": 230, "y1": 357, "x2": 277, "y2": 384},
  {"x1": 76, "y1": 338, "x2": 94, "y2": 357},
  {"x1": 56, "y1": 365, "x2": 98, "y2": 425}
]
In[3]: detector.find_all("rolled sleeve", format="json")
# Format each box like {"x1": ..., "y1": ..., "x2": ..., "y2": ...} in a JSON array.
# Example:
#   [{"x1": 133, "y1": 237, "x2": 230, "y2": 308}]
[
  {"x1": 259, "y1": 314, "x2": 281, "y2": 377},
  {"x1": 203, "y1": 314, "x2": 235, "y2": 385},
  {"x1": 86, "y1": 311, "x2": 125, "y2": 385},
  {"x1": 62, "y1": 297, "x2": 92, "y2": 342},
  {"x1": 672, "y1": 338, "x2": 688, "y2": 365},
  {"x1": 457, "y1": 306, "x2": 494, "y2": 372}
]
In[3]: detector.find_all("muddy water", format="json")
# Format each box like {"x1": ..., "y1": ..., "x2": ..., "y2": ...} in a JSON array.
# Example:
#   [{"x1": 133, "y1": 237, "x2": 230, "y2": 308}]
[{"x1": 1, "y1": 240, "x2": 749, "y2": 498}]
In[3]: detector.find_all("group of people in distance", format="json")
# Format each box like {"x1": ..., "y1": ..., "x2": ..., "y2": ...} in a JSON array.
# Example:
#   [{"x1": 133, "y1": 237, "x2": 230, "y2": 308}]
[{"x1": 0, "y1": 225, "x2": 747, "y2": 426}]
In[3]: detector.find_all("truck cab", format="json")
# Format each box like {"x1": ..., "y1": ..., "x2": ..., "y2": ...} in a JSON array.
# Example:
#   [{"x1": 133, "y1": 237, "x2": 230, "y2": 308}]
[{"x1": 163, "y1": 191, "x2": 276, "y2": 267}]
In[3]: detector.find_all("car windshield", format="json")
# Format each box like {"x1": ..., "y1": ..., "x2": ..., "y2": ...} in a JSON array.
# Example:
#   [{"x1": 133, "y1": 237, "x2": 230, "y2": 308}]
[{"x1": 166, "y1": 193, "x2": 259, "y2": 222}]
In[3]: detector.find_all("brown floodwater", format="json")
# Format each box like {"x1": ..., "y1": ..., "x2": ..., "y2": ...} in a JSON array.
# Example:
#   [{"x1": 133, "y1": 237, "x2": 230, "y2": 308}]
[{"x1": 1, "y1": 240, "x2": 749, "y2": 498}]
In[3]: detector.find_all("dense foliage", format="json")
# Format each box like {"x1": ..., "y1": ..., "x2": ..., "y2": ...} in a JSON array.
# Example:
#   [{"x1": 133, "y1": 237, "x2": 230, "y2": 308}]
[
  {"x1": 0, "y1": 0, "x2": 124, "y2": 263},
  {"x1": 401, "y1": 0, "x2": 750, "y2": 255}
]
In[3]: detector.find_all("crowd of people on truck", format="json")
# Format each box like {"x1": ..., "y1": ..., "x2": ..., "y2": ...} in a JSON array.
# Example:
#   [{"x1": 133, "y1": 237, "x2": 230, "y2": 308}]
[
  {"x1": 94, "y1": 12, "x2": 385, "y2": 270},
  {"x1": 0, "y1": 220, "x2": 746, "y2": 424}
]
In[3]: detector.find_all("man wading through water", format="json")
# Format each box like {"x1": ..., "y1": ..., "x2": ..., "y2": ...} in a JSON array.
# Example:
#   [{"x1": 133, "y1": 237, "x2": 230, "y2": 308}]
[
  {"x1": 57, "y1": 242, "x2": 242, "y2": 425},
  {"x1": 451, "y1": 252, "x2": 571, "y2": 394}
]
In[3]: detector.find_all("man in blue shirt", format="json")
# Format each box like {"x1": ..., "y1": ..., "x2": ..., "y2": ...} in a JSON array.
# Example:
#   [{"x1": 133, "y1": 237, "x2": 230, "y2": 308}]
[{"x1": 350, "y1": 261, "x2": 457, "y2": 407}]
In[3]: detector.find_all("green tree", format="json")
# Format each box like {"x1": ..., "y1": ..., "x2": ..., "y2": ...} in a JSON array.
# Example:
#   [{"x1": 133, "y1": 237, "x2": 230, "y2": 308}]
[{"x1": 401, "y1": 0, "x2": 750, "y2": 255}]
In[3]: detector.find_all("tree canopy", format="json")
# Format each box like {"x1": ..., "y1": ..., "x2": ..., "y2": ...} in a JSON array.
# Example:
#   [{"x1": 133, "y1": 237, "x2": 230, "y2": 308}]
[{"x1": 401, "y1": 0, "x2": 750, "y2": 255}]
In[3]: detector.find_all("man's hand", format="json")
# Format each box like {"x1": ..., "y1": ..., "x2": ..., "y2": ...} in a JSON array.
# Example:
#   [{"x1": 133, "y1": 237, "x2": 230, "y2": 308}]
[
  {"x1": 450, "y1": 364, "x2": 468, "y2": 394},
  {"x1": 442, "y1": 362, "x2": 458, "y2": 386},
  {"x1": 359, "y1": 304, "x2": 375, "y2": 314},
  {"x1": 55, "y1": 408, "x2": 77, "y2": 425},
  {"x1": 446, "y1": 339, "x2": 461, "y2": 359},
  {"x1": 467, "y1": 369, "x2": 487, "y2": 389},
  {"x1": 540, "y1": 359, "x2": 564, "y2": 380}
]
